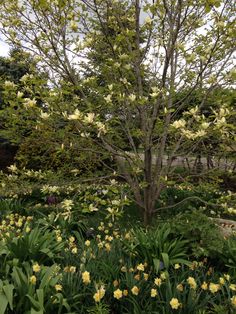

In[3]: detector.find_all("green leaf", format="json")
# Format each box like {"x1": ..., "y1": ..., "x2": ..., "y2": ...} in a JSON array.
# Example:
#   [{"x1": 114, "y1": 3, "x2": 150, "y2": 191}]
[
  {"x1": 30, "y1": 309, "x2": 44, "y2": 314},
  {"x1": 0, "y1": 293, "x2": 8, "y2": 314},
  {"x1": 161, "y1": 252, "x2": 169, "y2": 269},
  {"x1": 153, "y1": 258, "x2": 161, "y2": 273},
  {"x1": 39, "y1": 265, "x2": 57, "y2": 289},
  {"x1": 2, "y1": 284, "x2": 14, "y2": 310},
  {"x1": 36, "y1": 289, "x2": 44, "y2": 309},
  {"x1": 26, "y1": 294, "x2": 41, "y2": 311}
]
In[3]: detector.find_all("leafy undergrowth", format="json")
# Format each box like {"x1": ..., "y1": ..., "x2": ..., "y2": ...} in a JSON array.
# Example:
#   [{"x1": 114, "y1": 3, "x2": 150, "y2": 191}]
[
  {"x1": 0, "y1": 169, "x2": 235, "y2": 313},
  {"x1": 0, "y1": 203, "x2": 235, "y2": 313}
]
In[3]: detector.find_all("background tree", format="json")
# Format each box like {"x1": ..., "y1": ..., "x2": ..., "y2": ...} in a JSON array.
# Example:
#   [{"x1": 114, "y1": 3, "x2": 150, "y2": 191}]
[{"x1": 0, "y1": 0, "x2": 235, "y2": 223}]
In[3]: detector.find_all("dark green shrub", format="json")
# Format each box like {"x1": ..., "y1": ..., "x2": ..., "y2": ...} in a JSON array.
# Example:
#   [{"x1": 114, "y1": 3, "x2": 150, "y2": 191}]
[{"x1": 171, "y1": 211, "x2": 225, "y2": 259}]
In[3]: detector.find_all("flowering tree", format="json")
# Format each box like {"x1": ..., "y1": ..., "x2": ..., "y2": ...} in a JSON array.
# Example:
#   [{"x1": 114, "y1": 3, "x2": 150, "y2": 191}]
[{"x1": 0, "y1": 0, "x2": 235, "y2": 223}]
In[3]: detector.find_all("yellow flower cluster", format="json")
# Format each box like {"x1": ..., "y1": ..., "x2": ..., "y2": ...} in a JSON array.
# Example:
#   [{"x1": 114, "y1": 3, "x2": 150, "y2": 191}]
[
  {"x1": 93, "y1": 286, "x2": 105, "y2": 302},
  {"x1": 187, "y1": 277, "x2": 197, "y2": 290},
  {"x1": 64, "y1": 266, "x2": 76, "y2": 273},
  {"x1": 82, "y1": 271, "x2": 91, "y2": 285},
  {"x1": 0, "y1": 214, "x2": 33, "y2": 240}
]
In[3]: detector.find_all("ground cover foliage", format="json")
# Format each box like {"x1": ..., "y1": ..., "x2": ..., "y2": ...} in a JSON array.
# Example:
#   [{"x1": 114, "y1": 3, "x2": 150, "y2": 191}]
[{"x1": 0, "y1": 168, "x2": 236, "y2": 313}]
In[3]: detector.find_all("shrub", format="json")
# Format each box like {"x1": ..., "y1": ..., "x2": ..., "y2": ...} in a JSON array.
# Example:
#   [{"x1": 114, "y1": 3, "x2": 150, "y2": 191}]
[{"x1": 171, "y1": 211, "x2": 225, "y2": 259}]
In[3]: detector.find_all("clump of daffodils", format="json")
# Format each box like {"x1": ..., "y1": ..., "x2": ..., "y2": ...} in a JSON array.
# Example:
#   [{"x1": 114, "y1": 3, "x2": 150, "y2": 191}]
[{"x1": 93, "y1": 286, "x2": 105, "y2": 302}]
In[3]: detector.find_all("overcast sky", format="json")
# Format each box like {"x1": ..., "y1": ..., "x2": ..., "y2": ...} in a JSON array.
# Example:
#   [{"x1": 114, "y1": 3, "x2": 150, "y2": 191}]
[{"x1": 0, "y1": 35, "x2": 10, "y2": 57}]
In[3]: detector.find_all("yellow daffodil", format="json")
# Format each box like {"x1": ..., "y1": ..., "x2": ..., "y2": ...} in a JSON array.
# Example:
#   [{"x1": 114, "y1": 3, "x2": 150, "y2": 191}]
[
  {"x1": 131, "y1": 286, "x2": 139, "y2": 295},
  {"x1": 176, "y1": 284, "x2": 184, "y2": 292},
  {"x1": 151, "y1": 289, "x2": 157, "y2": 297},
  {"x1": 82, "y1": 271, "x2": 91, "y2": 284},
  {"x1": 201, "y1": 282, "x2": 208, "y2": 290},
  {"x1": 229, "y1": 284, "x2": 236, "y2": 291},
  {"x1": 231, "y1": 296, "x2": 236, "y2": 308},
  {"x1": 209, "y1": 283, "x2": 220, "y2": 293},
  {"x1": 113, "y1": 280, "x2": 119, "y2": 287},
  {"x1": 154, "y1": 277, "x2": 162, "y2": 286},
  {"x1": 69, "y1": 236, "x2": 75, "y2": 243},
  {"x1": 85, "y1": 240, "x2": 90, "y2": 246},
  {"x1": 187, "y1": 277, "x2": 197, "y2": 290},
  {"x1": 29, "y1": 275, "x2": 37, "y2": 285},
  {"x1": 143, "y1": 273, "x2": 149, "y2": 281},
  {"x1": 137, "y1": 263, "x2": 145, "y2": 271},
  {"x1": 32, "y1": 263, "x2": 41, "y2": 273},
  {"x1": 71, "y1": 247, "x2": 78, "y2": 254},
  {"x1": 113, "y1": 288, "x2": 123, "y2": 300},
  {"x1": 69, "y1": 266, "x2": 76, "y2": 273},
  {"x1": 160, "y1": 272, "x2": 167, "y2": 280},
  {"x1": 170, "y1": 298, "x2": 181, "y2": 310},
  {"x1": 93, "y1": 286, "x2": 105, "y2": 302},
  {"x1": 55, "y1": 284, "x2": 62, "y2": 291},
  {"x1": 121, "y1": 266, "x2": 127, "y2": 272}
]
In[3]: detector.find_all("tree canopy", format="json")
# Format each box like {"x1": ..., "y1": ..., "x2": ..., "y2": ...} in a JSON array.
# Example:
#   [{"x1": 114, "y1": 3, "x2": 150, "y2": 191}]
[{"x1": 0, "y1": 0, "x2": 235, "y2": 222}]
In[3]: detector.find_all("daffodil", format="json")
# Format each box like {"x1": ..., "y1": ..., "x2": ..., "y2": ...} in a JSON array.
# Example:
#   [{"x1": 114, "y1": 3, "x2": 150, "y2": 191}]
[
  {"x1": 201, "y1": 281, "x2": 208, "y2": 290},
  {"x1": 93, "y1": 286, "x2": 105, "y2": 302},
  {"x1": 29, "y1": 275, "x2": 37, "y2": 285},
  {"x1": 170, "y1": 298, "x2": 181, "y2": 310},
  {"x1": 137, "y1": 263, "x2": 145, "y2": 271},
  {"x1": 131, "y1": 286, "x2": 139, "y2": 295},
  {"x1": 113, "y1": 288, "x2": 123, "y2": 299},
  {"x1": 209, "y1": 283, "x2": 220, "y2": 293},
  {"x1": 33, "y1": 263, "x2": 41, "y2": 273},
  {"x1": 176, "y1": 284, "x2": 184, "y2": 292},
  {"x1": 187, "y1": 277, "x2": 197, "y2": 290},
  {"x1": 154, "y1": 277, "x2": 162, "y2": 286},
  {"x1": 55, "y1": 284, "x2": 62, "y2": 291},
  {"x1": 231, "y1": 296, "x2": 236, "y2": 308},
  {"x1": 229, "y1": 284, "x2": 236, "y2": 291},
  {"x1": 82, "y1": 271, "x2": 91, "y2": 284}
]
